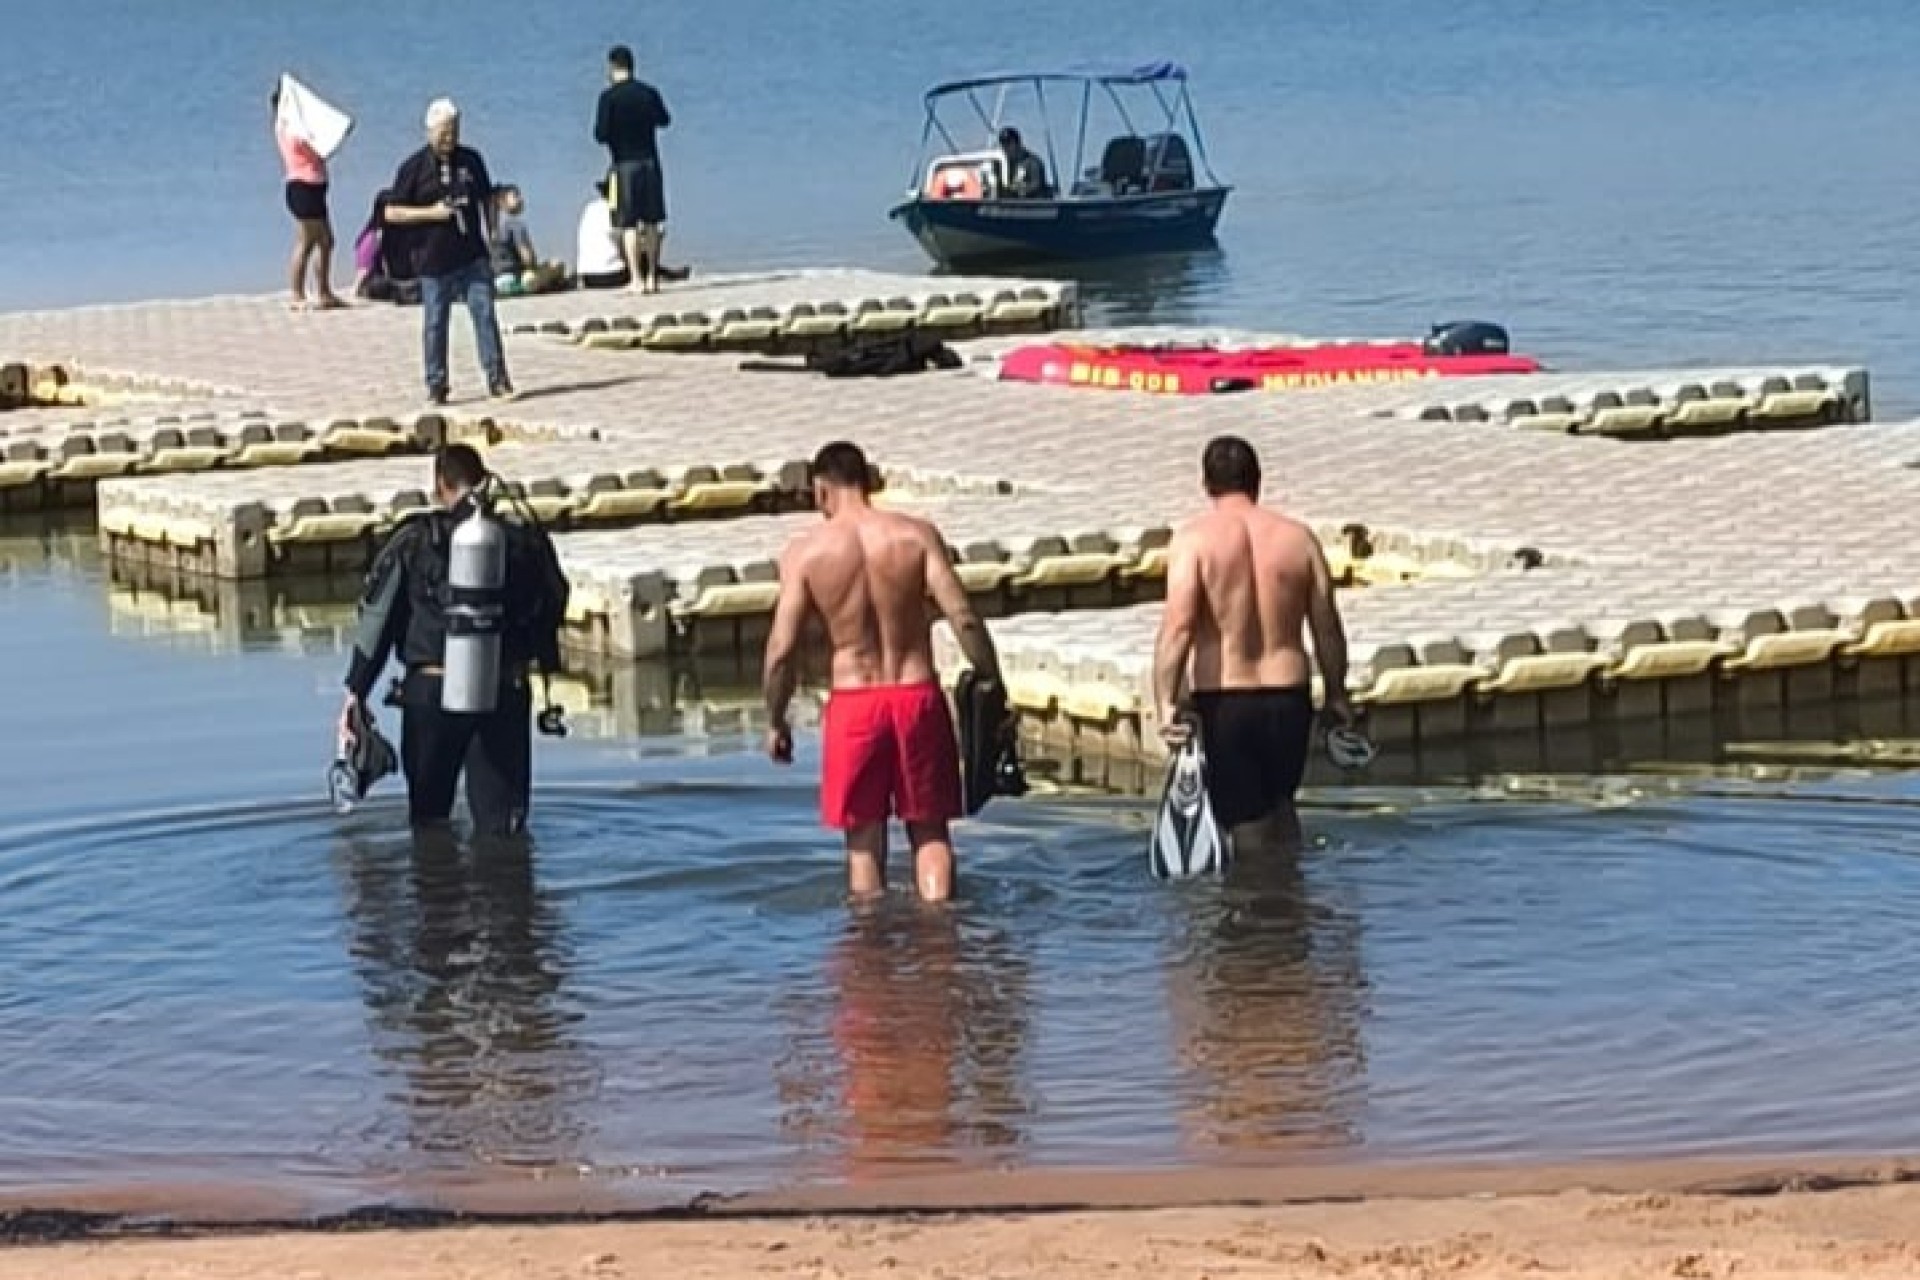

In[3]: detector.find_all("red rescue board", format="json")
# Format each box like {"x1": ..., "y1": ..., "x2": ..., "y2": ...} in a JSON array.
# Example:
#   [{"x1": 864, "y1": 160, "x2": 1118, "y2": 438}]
[{"x1": 997, "y1": 341, "x2": 1543, "y2": 395}]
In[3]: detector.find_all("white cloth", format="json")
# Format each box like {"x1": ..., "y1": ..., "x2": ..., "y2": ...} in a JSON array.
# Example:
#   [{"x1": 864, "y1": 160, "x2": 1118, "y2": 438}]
[
  {"x1": 574, "y1": 197, "x2": 624, "y2": 275},
  {"x1": 276, "y1": 74, "x2": 353, "y2": 160},
  {"x1": 424, "y1": 97, "x2": 459, "y2": 130}
]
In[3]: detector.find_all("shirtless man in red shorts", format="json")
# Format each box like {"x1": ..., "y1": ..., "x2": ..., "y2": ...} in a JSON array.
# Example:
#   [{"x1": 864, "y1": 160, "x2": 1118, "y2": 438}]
[{"x1": 762, "y1": 441, "x2": 1003, "y2": 902}]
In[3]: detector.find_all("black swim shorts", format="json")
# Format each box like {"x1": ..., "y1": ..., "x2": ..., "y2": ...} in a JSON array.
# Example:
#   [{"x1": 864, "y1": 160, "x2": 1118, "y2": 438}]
[
  {"x1": 609, "y1": 159, "x2": 666, "y2": 228},
  {"x1": 285, "y1": 179, "x2": 329, "y2": 222},
  {"x1": 579, "y1": 268, "x2": 631, "y2": 290},
  {"x1": 1190, "y1": 686, "x2": 1315, "y2": 829}
]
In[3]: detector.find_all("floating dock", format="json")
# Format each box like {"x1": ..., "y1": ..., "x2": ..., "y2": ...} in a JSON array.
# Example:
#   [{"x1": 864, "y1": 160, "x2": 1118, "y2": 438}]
[
  {"x1": 1, "y1": 270, "x2": 1077, "y2": 514},
  {"x1": 554, "y1": 494, "x2": 1170, "y2": 659},
  {"x1": 495, "y1": 268, "x2": 1077, "y2": 348},
  {"x1": 0, "y1": 406, "x2": 487, "y2": 514},
  {"x1": 2, "y1": 265, "x2": 1913, "y2": 758},
  {"x1": 80, "y1": 546, "x2": 1920, "y2": 779},
  {"x1": 84, "y1": 360, "x2": 1870, "y2": 580},
  {"x1": 94, "y1": 556, "x2": 820, "y2": 745},
  {"x1": 937, "y1": 571, "x2": 1920, "y2": 764},
  {"x1": 97, "y1": 443, "x2": 812, "y2": 578}
]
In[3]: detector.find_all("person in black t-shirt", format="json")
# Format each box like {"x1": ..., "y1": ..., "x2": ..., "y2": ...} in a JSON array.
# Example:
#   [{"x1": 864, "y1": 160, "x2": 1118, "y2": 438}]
[
  {"x1": 593, "y1": 44, "x2": 672, "y2": 294},
  {"x1": 385, "y1": 98, "x2": 515, "y2": 405}
]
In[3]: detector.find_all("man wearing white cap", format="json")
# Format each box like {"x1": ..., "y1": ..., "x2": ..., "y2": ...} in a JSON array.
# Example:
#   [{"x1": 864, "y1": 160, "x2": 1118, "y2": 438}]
[{"x1": 384, "y1": 98, "x2": 515, "y2": 404}]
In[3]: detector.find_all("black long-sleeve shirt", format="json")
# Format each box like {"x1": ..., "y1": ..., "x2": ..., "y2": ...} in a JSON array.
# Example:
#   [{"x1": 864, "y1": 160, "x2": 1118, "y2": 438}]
[
  {"x1": 593, "y1": 79, "x2": 672, "y2": 165},
  {"x1": 344, "y1": 501, "x2": 570, "y2": 700}
]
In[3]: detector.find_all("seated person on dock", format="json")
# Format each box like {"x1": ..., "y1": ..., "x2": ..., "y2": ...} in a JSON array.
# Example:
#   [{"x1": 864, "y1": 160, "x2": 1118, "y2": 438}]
[
  {"x1": 997, "y1": 127, "x2": 1051, "y2": 199},
  {"x1": 352, "y1": 190, "x2": 421, "y2": 305},
  {"x1": 575, "y1": 178, "x2": 691, "y2": 290},
  {"x1": 489, "y1": 184, "x2": 569, "y2": 296}
]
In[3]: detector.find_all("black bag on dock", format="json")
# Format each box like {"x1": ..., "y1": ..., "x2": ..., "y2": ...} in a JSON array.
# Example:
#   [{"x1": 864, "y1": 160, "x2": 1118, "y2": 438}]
[
  {"x1": 738, "y1": 332, "x2": 961, "y2": 379},
  {"x1": 813, "y1": 332, "x2": 963, "y2": 378}
]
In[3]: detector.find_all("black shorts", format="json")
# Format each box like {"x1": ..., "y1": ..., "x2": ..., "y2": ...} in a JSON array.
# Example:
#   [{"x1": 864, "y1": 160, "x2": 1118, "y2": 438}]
[
  {"x1": 609, "y1": 160, "x2": 666, "y2": 228},
  {"x1": 580, "y1": 268, "x2": 631, "y2": 290},
  {"x1": 1191, "y1": 686, "x2": 1315, "y2": 829},
  {"x1": 285, "y1": 179, "x2": 329, "y2": 222}
]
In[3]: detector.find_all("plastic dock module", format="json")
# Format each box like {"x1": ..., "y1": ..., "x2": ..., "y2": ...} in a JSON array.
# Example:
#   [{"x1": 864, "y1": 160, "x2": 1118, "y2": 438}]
[
  {"x1": 937, "y1": 556, "x2": 1920, "y2": 766},
  {"x1": 1371, "y1": 366, "x2": 1871, "y2": 437},
  {"x1": 95, "y1": 443, "x2": 815, "y2": 579},
  {"x1": 552, "y1": 496, "x2": 1176, "y2": 660},
  {"x1": 493, "y1": 269, "x2": 1079, "y2": 352},
  {"x1": 0, "y1": 405, "x2": 479, "y2": 514}
]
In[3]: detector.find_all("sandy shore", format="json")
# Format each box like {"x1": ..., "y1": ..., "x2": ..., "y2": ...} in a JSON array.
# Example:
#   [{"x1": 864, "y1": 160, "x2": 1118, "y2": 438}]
[{"x1": 6, "y1": 1182, "x2": 1920, "y2": 1279}]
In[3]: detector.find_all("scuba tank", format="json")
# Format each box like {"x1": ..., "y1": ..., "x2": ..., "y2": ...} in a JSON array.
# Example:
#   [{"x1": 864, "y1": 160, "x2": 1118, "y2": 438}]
[{"x1": 442, "y1": 481, "x2": 508, "y2": 714}]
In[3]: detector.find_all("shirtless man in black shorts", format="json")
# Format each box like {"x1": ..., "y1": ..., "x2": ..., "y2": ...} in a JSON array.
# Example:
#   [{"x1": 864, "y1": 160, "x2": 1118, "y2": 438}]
[
  {"x1": 593, "y1": 44, "x2": 672, "y2": 293},
  {"x1": 1152, "y1": 435, "x2": 1355, "y2": 852}
]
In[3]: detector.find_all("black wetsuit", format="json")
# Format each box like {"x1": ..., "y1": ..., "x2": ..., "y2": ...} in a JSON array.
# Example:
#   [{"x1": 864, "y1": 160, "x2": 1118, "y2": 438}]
[{"x1": 344, "y1": 498, "x2": 570, "y2": 835}]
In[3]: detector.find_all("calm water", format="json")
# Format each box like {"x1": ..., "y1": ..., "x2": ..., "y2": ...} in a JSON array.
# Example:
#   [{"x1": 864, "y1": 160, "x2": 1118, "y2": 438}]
[
  {"x1": 6, "y1": 0, "x2": 1920, "y2": 1213},
  {"x1": 3, "y1": 0, "x2": 1918, "y2": 410},
  {"x1": 7, "y1": 526, "x2": 1920, "y2": 1210}
]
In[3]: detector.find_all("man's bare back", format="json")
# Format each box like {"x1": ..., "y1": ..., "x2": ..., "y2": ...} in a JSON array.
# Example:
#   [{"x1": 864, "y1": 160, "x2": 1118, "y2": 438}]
[
  {"x1": 1174, "y1": 501, "x2": 1328, "y2": 693},
  {"x1": 1152, "y1": 437, "x2": 1353, "y2": 847},
  {"x1": 763, "y1": 442, "x2": 1001, "y2": 902},
  {"x1": 781, "y1": 506, "x2": 949, "y2": 690}
]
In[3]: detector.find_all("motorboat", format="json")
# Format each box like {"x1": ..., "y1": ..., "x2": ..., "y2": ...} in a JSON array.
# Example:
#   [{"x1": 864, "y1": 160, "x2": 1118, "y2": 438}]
[{"x1": 889, "y1": 62, "x2": 1230, "y2": 268}]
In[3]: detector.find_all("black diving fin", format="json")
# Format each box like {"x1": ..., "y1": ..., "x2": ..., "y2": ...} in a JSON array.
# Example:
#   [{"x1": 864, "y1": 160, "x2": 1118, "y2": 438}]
[{"x1": 328, "y1": 698, "x2": 398, "y2": 814}]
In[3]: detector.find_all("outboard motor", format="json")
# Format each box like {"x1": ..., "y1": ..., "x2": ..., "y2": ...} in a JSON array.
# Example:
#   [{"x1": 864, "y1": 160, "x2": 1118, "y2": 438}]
[
  {"x1": 1423, "y1": 320, "x2": 1511, "y2": 358},
  {"x1": 442, "y1": 483, "x2": 508, "y2": 715}
]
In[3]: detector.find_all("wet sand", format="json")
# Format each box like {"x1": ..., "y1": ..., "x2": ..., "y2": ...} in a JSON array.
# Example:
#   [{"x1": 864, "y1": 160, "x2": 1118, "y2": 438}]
[
  {"x1": 5, "y1": 1188, "x2": 1919, "y2": 1279},
  {"x1": 6, "y1": 1161, "x2": 1920, "y2": 1278}
]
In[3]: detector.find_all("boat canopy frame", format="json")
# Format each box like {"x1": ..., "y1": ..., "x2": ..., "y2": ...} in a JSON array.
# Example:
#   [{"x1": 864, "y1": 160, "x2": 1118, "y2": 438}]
[{"x1": 905, "y1": 62, "x2": 1225, "y2": 195}]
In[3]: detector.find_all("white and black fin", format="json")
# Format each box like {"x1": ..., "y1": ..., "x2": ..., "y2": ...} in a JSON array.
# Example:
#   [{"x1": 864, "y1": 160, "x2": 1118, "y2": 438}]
[{"x1": 1148, "y1": 737, "x2": 1228, "y2": 880}]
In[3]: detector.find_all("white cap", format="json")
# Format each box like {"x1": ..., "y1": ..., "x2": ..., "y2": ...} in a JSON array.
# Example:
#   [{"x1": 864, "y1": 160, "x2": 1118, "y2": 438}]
[{"x1": 424, "y1": 97, "x2": 460, "y2": 129}]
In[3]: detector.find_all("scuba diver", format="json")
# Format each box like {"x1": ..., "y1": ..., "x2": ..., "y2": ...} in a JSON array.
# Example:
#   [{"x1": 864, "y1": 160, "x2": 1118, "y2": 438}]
[{"x1": 336, "y1": 444, "x2": 571, "y2": 836}]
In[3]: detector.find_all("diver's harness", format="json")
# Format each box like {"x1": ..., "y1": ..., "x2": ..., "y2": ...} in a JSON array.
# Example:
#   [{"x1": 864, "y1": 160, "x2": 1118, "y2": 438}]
[{"x1": 383, "y1": 472, "x2": 568, "y2": 738}]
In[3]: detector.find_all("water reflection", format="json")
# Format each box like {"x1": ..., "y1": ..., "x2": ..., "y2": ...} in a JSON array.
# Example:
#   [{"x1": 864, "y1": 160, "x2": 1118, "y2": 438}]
[
  {"x1": 333, "y1": 827, "x2": 594, "y2": 1170},
  {"x1": 777, "y1": 898, "x2": 1034, "y2": 1180},
  {"x1": 960, "y1": 248, "x2": 1234, "y2": 328},
  {"x1": 1164, "y1": 842, "x2": 1369, "y2": 1156},
  {"x1": 0, "y1": 513, "x2": 97, "y2": 580}
]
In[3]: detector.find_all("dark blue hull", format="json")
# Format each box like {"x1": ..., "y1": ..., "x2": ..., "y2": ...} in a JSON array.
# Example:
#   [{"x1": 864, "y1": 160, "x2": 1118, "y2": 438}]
[{"x1": 889, "y1": 188, "x2": 1230, "y2": 268}]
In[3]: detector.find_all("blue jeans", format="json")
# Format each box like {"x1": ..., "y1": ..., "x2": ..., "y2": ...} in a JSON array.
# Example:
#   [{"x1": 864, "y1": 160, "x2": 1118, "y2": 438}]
[{"x1": 421, "y1": 259, "x2": 508, "y2": 394}]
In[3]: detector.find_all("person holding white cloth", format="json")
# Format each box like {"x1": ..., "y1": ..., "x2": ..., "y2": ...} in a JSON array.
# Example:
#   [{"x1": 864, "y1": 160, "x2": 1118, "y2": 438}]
[{"x1": 271, "y1": 74, "x2": 353, "y2": 310}]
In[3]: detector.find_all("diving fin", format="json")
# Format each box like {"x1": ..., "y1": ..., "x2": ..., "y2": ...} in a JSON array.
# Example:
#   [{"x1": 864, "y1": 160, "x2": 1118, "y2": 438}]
[
  {"x1": 956, "y1": 669, "x2": 1028, "y2": 817},
  {"x1": 1148, "y1": 727, "x2": 1227, "y2": 880},
  {"x1": 328, "y1": 698, "x2": 398, "y2": 814}
]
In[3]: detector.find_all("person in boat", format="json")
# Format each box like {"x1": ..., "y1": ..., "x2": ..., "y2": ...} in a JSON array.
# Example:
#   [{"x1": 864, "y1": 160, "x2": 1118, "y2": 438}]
[
  {"x1": 761, "y1": 441, "x2": 1004, "y2": 904},
  {"x1": 1153, "y1": 436, "x2": 1356, "y2": 853},
  {"x1": 997, "y1": 127, "x2": 1051, "y2": 199},
  {"x1": 489, "y1": 184, "x2": 569, "y2": 296}
]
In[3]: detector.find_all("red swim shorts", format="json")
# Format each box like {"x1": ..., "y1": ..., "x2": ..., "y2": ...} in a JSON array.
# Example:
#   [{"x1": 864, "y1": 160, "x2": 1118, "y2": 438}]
[{"x1": 820, "y1": 682, "x2": 963, "y2": 830}]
